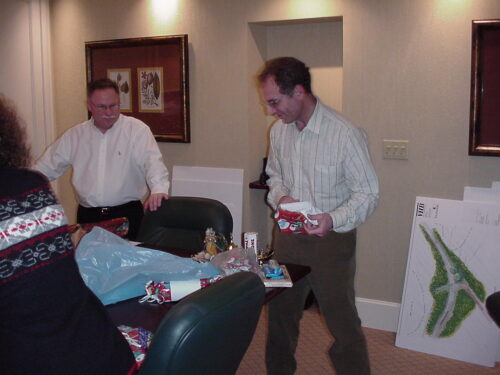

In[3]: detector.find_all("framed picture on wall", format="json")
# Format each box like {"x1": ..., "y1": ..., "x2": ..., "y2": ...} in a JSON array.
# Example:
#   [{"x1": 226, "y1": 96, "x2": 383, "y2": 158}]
[
  {"x1": 138, "y1": 67, "x2": 164, "y2": 113},
  {"x1": 86, "y1": 35, "x2": 190, "y2": 142},
  {"x1": 107, "y1": 68, "x2": 132, "y2": 112},
  {"x1": 469, "y1": 19, "x2": 500, "y2": 156}
]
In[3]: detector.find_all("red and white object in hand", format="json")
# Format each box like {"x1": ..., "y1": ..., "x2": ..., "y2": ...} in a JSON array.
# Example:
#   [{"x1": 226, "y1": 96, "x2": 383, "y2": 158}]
[{"x1": 275, "y1": 201, "x2": 322, "y2": 234}]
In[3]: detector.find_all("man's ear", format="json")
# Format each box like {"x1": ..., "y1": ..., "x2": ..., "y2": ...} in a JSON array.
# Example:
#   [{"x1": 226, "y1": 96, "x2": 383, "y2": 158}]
[
  {"x1": 293, "y1": 84, "x2": 306, "y2": 98},
  {"x1": 86, "y1": 100, "x2": 92, "y2": 112}
]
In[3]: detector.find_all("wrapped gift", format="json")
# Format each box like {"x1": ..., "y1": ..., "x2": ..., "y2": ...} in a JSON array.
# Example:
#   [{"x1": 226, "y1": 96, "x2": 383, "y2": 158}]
[
  {"x1": 275, "y1": 201, "x2": 321, "y2": 234},
  {"x1": 139, "y1": 277, "x2": 220, "y2": 304},
  {"x1": 118, "y1": 325, "x2": 153, "y2": 368}
]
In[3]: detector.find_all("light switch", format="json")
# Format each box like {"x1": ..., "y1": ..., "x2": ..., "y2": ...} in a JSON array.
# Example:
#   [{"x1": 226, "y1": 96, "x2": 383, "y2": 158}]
[{"x1": 383, "y1": 140, "x2": 408, "y2": 160}]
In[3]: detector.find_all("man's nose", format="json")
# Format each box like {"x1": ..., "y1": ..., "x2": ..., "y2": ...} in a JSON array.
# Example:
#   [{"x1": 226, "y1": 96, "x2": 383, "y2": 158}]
[{"x1": 267, "y1": 105, "x2": 277, "y2": 116}]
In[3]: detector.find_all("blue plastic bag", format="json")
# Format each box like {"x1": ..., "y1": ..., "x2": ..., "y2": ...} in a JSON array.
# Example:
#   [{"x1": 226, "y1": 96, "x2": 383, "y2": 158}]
[{"x1": 75, "y1": 227, "x2": 221, "y2": 305}]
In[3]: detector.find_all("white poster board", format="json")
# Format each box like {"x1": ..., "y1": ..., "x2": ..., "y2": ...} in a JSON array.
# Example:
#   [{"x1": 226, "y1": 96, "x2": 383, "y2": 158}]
[
  {"x1": 463, "y1": 186, "x2": 500, "y2": 203},
  {"x1": 396, "y1": 197, "x2": 500, "y2": 367}
]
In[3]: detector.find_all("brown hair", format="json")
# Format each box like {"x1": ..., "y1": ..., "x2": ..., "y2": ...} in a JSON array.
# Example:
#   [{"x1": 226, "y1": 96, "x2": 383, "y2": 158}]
[
  {"x1": 0, "y1": 96, "x2": 31, "y2": 168},
  {"x1": 258, "y1": 57, "x2": 312, "y2": 96},
  {"x1": 87, "y1": 78, "x2": 119, "y2": 97}
]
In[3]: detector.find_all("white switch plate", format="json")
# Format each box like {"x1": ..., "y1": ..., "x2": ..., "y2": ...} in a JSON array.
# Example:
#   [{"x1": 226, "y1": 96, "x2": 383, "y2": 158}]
[{"x1": 383, "y1": 140, "x2": 408, "y2": 160}]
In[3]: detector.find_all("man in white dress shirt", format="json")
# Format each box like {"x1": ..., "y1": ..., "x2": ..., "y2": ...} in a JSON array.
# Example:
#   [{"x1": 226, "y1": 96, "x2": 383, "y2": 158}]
[
  {"x1": 259, "y1": 57, "x2": 379, "y2": 375},
  {"x1": 34, "y1": 78, "x2": 170, "y2": 239}
]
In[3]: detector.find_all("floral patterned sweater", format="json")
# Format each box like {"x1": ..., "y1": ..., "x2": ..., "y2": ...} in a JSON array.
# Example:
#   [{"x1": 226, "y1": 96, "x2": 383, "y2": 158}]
[{"x1": 0, "y1": 168, "x2": 136, "y2": 375}]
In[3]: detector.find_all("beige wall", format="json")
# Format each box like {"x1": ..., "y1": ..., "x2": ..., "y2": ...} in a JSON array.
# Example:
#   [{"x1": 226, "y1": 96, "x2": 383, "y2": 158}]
[{"x1": 48, "y1": 0, "x2": 500, "y2": 304}]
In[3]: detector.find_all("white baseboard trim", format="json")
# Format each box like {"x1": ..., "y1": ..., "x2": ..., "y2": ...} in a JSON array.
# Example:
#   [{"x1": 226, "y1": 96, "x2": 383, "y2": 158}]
[{"x1": 356, "y1": 297, "x2": 400, "y2": 332}]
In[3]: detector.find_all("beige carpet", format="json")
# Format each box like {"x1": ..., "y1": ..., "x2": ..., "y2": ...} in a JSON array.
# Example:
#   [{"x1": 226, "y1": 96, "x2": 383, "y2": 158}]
[{"x1": 237, "y1": 305, "x2": 500, "y2": 375}]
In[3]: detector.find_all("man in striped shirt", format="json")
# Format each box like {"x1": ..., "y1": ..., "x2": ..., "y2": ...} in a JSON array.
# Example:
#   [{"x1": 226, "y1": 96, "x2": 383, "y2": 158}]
[{"x1": 259, "y1": 57, "x2": 379, "y2": 375}]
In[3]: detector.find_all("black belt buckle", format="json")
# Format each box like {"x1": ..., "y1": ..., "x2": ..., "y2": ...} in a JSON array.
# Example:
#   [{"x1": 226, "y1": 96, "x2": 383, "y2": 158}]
[{"x1": 100, "y1": 207, "x2": 111, "y2": 215}]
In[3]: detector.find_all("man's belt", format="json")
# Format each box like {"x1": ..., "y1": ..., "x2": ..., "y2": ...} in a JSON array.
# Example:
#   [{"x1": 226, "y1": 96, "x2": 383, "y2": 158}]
[{"x1": 80, "y1": 200, "x2": 141, "y2": 215}]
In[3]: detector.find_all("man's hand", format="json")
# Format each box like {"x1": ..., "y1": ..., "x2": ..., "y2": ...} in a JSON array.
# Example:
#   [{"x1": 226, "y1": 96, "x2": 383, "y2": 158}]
[
  {"x1": 304, "y1": 213, "x2": 333, "y2": 237},
  {"x1": 144, "y1": 193, "x2": 169, "y2": 211}
]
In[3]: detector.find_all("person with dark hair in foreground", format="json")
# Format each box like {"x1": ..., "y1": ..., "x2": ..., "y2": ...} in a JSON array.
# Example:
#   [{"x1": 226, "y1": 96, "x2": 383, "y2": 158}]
[
  {"x1": 258, "y1": 57, "x2": 379, "y2": 375},
  {"x1": 34, "y1": 78, "x2": 170, "y2": 239},
  {"x1": 0, "y1": 96, "x2": 136, "y2": 374}
]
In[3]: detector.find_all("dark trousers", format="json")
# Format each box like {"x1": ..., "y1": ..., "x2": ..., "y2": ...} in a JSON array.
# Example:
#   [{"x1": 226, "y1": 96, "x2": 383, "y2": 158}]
[
  {"x1": 77, "y1": 200, "x2": 144, "y2": 240},
  {"x1": 266, "y1": 226, "x2": 370, "y2": 375}
]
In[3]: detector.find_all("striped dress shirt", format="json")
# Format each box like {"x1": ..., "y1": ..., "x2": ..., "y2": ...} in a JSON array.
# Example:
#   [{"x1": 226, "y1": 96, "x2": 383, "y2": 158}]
[{"x1": 266, "y1": 99, "x2": 379, "y2": 232}]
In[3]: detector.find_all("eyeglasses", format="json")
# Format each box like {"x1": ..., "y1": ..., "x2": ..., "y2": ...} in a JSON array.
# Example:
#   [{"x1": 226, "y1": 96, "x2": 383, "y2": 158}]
[{"x1": 90, "y1": 102, "x2": 120, "y2": 111}]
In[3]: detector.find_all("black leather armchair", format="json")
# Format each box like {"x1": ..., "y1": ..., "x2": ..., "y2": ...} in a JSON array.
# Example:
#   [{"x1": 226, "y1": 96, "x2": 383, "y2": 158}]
[
  {"x1": 139, "y1": 271, "x2": 265, "y2": 375},
  {"x1": 137, "y1": 196, "x2": 233, "y2": 254},
  {"x1": 486, "y1": 291, "x2": 500, "y2": 328}
]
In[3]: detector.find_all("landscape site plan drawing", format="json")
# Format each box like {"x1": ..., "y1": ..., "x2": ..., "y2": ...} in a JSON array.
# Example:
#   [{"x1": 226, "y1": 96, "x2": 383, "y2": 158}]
[{"x1": 396, "y1": 197, "x2": 500, "y2": 367}]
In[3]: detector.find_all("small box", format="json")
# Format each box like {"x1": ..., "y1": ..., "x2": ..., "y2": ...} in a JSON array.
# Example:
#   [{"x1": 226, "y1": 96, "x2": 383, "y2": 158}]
[{"x1": 243, "y1": 232, "x2": 258, "y2": 251}]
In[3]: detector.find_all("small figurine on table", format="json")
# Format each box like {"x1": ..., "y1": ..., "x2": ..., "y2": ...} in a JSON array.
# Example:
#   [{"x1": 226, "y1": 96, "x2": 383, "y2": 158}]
[
  {"x1": 192, "y1": 227, "x2": 229, "y2": 263},
  {"x1": 204, "y1": 227, "x2": 219, "y2": 256}
]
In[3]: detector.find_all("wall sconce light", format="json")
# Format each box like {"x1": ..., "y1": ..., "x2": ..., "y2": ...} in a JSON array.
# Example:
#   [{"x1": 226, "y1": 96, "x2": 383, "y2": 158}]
[{"x1": 151, "y1": 0, "x2": 179, "y2": 22}]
